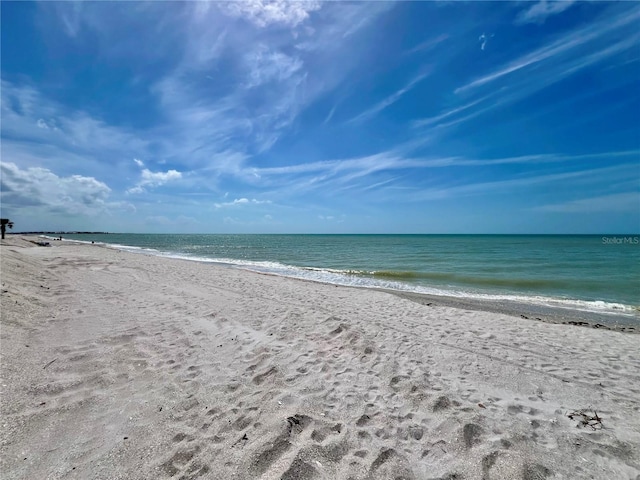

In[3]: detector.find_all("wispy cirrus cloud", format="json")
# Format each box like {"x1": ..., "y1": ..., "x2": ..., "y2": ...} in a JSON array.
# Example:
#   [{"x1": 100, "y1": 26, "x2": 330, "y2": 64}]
[
  {"x1": 406, "y1": 5, "x2": 640, "y2": 139},
  {"x1": 456, "y1": 5, "x2": 640, "y2": 94},
  {"x1": 347, "y1": 70, "x2": 431, "y2": 124},
  {"x1": 56, "y1": 1, "x2": 83, "y2": 37},
  {"x1": 3, "y1": 1, "x2": 637, "y2": 233},
  {"x1": 533, "y1": 192, "x2": 640, "y2": 213},
  {"x1": 19, "y1": 3, "x2": 309, "y2": 184},
  {"x1": 1, "y1": 80, "x2": 151, "y2": 186},
  {"x1": 405, "y1": 34, "x2": 448, "y2": 56},
  {"x1": 146, "y1": 1, "x2": 394, "y2": 159},
  {"x1": 244, "y1": 45, "x2": 303, "y2": 88},
  {"x1": 412, "y1": 95, "x2": 492, "y2": 129},
  {"x1": 254, "y1": 149, "x2": 639, "y2": 180},
  {"x1": 234, "y1": 147, "x2": 639, "y2": 208},
  {"x1": 515, "y1": 0, "x2": 577, "y2": 25},
  {"x1": 3, "y1": 1, "x2": 397, "y2": 222},
  {"x1": 409, "y1": 163, "x2": 640, "y2": 202}
]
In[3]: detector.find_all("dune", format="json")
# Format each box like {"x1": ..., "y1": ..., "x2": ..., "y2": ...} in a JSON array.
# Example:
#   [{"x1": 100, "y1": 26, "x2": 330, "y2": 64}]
[{"x1": 1, "y1": 236, "x2": 639, "y2": 479}]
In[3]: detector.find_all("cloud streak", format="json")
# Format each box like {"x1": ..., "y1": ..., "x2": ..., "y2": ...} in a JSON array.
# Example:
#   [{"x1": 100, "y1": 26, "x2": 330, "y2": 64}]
[
  {"x1": 214, "y1": 198, "x2": 271, "y2": 209},
  {"x1": 409, "y1": 163, "x2": 639, "y2": 202},
  {"x1": 533, "y1": 192, "x2": 640, "y2": 213},
  {"x1": 515, "y1": 0, "x2": 577, "y2": 25},
  {"x1": 347, "y1": 70, "x2": 431, "y2": 124},
  {"x1": 457, "y1": 6, "x2": 640, "y2": 94}
]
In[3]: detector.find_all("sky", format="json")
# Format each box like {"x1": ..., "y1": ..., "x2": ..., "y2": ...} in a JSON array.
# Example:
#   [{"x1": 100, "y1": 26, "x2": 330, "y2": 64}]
[{"x1": 1, "y1": 1, "x2": 639, "y2": 234}]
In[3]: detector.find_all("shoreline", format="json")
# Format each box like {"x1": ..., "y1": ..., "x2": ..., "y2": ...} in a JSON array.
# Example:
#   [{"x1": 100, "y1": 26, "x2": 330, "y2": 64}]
[
  {"x1": 49, "y1": 234, "x2": 640, "y2": 332},
  {"x1": 2, "y1": 236, "x2": 640, "y2": 479},
  {"x1": 385, "y1": 290, "x2": 639, "y2": 334},
  {"x1": 247, "y1": 270, "x2": 639, "y2": 334}
]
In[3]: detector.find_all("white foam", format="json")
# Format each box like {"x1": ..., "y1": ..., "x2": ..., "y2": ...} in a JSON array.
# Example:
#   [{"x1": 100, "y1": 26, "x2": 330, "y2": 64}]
[{"x1": 98, "y1": 242, "x2": 638, "y2": 317}]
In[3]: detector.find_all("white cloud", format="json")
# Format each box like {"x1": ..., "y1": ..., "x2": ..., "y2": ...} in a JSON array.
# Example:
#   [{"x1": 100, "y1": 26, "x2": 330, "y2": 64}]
[
  {"x1": 516, "y1": 0, "x2": 576, "y2": 25},
  {"x1": 127, "y1": 161, "x2": 182, "y2": 194},
  {"x1": 141, "y1": 169, "x2": 182, "y2": 185},
  {"x1": 0, "y1": 162, "x2": 132, "y2": 216},
  {"x1": 36, "y1": 118, "x2": 59, "y2": 131},
  {"x1": 220, "y1": 0, "x2": 321, "y2": 28},
  {"x1": 214, "y1": 198, "x2": 271, "y2": 209},
  {"x1": 318, "y1": 214, "x2": 345, "y2": 223}
]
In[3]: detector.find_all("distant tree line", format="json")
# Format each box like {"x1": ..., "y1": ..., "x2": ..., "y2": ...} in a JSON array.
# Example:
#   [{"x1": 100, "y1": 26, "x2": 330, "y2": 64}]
[
  {"x1": 10, "y1": 231, "x2": 109, "y2": 235},
  {"x1": 0, "y1": 222, "x2": 109, "y2": 239}
]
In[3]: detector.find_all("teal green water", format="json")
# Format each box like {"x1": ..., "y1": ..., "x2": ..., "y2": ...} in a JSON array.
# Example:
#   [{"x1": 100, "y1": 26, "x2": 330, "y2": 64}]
[{"x1": 57, "y1": 234, "x2": 640, "y2": 314}]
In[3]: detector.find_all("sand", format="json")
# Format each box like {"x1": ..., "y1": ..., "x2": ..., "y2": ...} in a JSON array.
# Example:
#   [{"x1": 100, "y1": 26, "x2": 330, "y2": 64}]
[{"x1": 1, "y1": 236, "x2": 639, "y2": 480}]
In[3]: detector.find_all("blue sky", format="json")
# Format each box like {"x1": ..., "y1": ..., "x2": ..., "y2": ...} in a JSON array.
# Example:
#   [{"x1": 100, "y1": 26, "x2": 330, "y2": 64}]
[{"x1": 1, "y1": 1, "x2": 639, "y2": 233}]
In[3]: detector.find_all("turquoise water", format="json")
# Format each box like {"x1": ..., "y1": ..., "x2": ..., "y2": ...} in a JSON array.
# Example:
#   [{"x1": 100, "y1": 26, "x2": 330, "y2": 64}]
[{"x1": 57, "y1": 234, "x2": 639, "y2": 314}]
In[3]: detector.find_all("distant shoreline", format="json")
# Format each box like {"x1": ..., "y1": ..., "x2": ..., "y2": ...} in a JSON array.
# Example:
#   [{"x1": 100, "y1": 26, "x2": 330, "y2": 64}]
[
  {"x1": 9, "y1": 231, "x2": 110, "y2": 235},
  {"x1": 19, "y1": 232, "x2": 640, "y2": 236}
]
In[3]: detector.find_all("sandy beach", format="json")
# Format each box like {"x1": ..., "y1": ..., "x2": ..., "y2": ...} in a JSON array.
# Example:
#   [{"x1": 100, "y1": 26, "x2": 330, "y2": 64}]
[{"x1": 1, "y1": 236, "x2": 639, "y2": 480}]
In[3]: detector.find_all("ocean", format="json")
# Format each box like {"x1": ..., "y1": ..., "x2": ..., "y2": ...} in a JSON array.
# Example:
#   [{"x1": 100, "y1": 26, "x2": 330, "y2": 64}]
[{"x1": 56, "y1": 234, "x2": 639, "y2": 317}]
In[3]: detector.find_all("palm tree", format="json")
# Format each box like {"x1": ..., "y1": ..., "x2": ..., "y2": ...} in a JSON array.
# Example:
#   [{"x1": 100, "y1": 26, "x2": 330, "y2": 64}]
[{"x1": 1, "y1": 219, "x2": 14, "y2": 239}]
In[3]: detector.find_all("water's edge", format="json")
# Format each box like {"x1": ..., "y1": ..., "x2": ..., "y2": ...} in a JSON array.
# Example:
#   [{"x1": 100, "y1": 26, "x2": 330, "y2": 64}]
[
  {"x1": 384, "y1": 290, "x2": 639, "y2": 333},
  {"x1": 54, "y1": 235, "x2": 639, "y2": 333}
]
